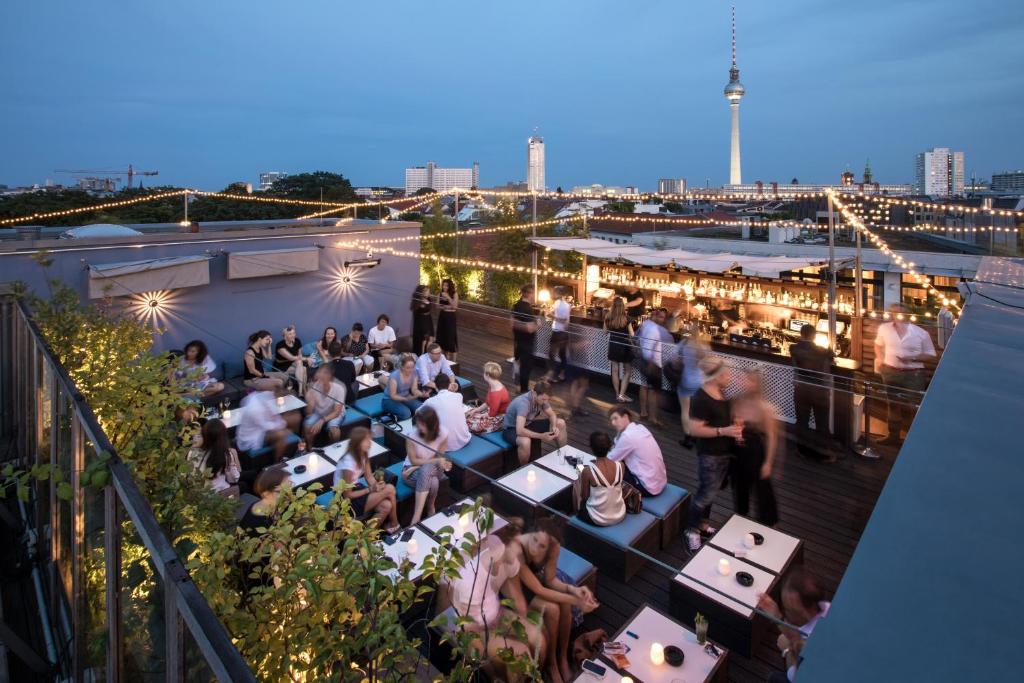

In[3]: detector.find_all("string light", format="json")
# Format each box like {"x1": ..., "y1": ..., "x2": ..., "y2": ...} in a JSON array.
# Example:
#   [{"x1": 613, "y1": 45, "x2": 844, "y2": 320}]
[
  {"x1": 338, "y1": 243, "x2": 581, "y2": 279},
  {"x1": 0, "y1": 189, "x2": 188, "y2": 226},
  {"x1": 297, "y1": 193, "x2": 443, "y2": 220},
  {"x1": 869, "y1": 223, "x2": 1019, "y2": 233},
  {"x1": 837, "y1": 191, "x2": 1024, "y2": 218},
  {"x1": 189, "y1": 189, "x2": 363, "y2": 209}
]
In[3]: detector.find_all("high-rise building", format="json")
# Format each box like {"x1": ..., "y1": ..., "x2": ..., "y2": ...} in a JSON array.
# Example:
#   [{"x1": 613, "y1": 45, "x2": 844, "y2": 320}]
[
  {"x1": 527, "y1": 136, "x2": 545, "y2": 192},
  {"x1": 914, "y1": 148, "x2": 965, "y2": 197},
  {"x1": 991, "y1": 171, "x2": 1024, "y2": 194},
  {"x1": 724, "y1": 6, "x2": 745, "y2": 186},
  {"x1": 658, "y1": 178, "x2": 687, "y2": 195},
  {"x1": 404, "y1": 161, "x2": 477, "y2": 195},
  {"x1": 258, "y1": 171, "x2": 287, "y2": 191}
]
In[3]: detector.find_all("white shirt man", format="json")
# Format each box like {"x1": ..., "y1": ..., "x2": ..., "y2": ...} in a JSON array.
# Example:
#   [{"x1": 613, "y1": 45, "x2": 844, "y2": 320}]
[
  {"x1": 236, "y1": 391, "x2": 286, "y2": 452},
  {"x1": 607, "y1": 412, "x2": 667, "y2": 496},
  {"x1": 637, "y1": 316, "x2": 670, "y2": 368},
  {"x1": 874, "y1": 320, "x2": 936, "y2": 371},
  {"x1": 415, "y1": 347, "x2": 457, "y2": 390},
  {"x1": 423, "y1": 387, "x2": 472, "y2": 451},
  {"x1": 551, "y1": 296, "x2": 571, "y2": 333},
  {"x1": 368, "y1": 322, "x2": 397, "y2": 349}
]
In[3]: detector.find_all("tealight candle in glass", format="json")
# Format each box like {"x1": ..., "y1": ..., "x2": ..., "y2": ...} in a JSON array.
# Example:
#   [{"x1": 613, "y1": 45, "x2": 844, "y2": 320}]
[
  {"x1": 276, "y1": 396, "x2": 285, "y2": 407},
  {"x1": 650, "y1": 642, "x2": 665, "y2": 665},
  {"x1": 407, "y1": 538, "x2": 418, "y2": 556},
  {"x1": 526, "y1": 469, "x2": 537, "y2": 483},
  {"x1": 717, "y1": 558, "x2": 731, "y2": 576}
]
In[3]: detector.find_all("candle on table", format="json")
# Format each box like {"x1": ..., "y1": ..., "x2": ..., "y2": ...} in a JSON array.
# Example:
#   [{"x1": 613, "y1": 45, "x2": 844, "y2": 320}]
[
  {"x1": 309, "y1": 452, "x2": 319, "y2": 467},
  {"x1": 276, "y1": 396, "x2": 285, "y2": 406},
  {"x1": 650, "y1": 642, "x2": 665, "y2": 666},
  {"x1": 526, "y1": 469, "x2": 537, "y2": 483},
  {"x1": 458, "y1": 513, "x2": 471, "y2": 530},
  {"x1": 222, "y1": 409, "x2": 231, "y2": 419},
  {"x1": 407, "y1": 538, "x2": 418, "y2": 556},
  {"x1": 743, "y1": 532, "x2": 757, "y2": 549},
  {"x1": 620, "y1": 677, "x2": 633, "y2": 683},
  {"x1": 717, "y1": 558, "x2": 732, "y2": 575}
]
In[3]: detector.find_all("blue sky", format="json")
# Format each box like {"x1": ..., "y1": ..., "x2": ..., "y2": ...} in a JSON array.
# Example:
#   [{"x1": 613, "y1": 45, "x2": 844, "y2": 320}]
[{"x1": 2, "y1": 1, "x2": 1022, "y2": 191}]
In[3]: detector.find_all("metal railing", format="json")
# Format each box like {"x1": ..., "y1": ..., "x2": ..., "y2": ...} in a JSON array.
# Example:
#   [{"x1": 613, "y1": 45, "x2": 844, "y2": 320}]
[{"x1": 0, "y1": 296, "x2": 255, "y2": 682}]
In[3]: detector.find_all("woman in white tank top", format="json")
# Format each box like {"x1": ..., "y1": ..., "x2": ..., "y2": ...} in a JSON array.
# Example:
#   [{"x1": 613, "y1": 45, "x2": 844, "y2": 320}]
[{"x1": 577, "y1": 432, "x2": 626, "y2": 526}]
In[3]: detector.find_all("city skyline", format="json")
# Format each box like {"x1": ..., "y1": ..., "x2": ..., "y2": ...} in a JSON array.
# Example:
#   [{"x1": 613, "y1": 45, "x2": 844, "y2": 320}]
[{"x1": 1, "y1": 1, "x2": 1023, "y2": 190}]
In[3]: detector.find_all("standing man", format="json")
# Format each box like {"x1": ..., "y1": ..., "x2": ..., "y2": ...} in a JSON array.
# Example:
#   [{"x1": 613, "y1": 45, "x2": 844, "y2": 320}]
[
  {"x1": 636, "y1": 308, "x2": 672, "y2": 425},
  {"x1": 511, "y1": 284, "x2": 539, "y2": 394},
  {"x1": 789, "y1": 323, "x2": 835, "y2": 460},
  {"x1": 685, "y1": 357, "x2": 743, "y2": 551},
  {"x1": 874, "y1": 303, "x2": 936, "y2": 445},
  {"x1": 546, "y1": 286, "x2": 572, "y2": 383},
  {"x1": 622, "y1": 281, "x2": 646, "y2": 326}
]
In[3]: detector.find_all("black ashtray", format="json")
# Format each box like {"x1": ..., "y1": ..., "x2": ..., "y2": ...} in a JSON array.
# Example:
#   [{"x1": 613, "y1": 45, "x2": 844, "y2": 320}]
[
  {"x1": 664, "y1": 645, "x2": 685, "y2": 667},
  {"x1": 736, "y1": 571, "x2": 754, "y2": 587},
  {"x1": 751, "y1": 532, "x2": 765, "y2": 546},
  {"x1": 293, "y1": 465, "x2": 307, "y2": 474}
]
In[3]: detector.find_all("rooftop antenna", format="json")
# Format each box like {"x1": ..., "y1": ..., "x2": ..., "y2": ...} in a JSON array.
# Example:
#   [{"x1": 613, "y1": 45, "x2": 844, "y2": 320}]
[{"x1": 731, "y1": 5, "x2": 737, "y2": 71}]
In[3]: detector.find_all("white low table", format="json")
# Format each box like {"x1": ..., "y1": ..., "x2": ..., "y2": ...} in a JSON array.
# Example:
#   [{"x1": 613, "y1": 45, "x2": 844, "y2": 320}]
[
  {"x1": 356, "y1": 371, "x2": 386, "y2": 390},
  {"x1": 600, "y1": 604, "x2": 728, "y2": 683},
  {"x1": 670, "y1": 545, "x2": 779, "y2": 657},
  {"x1": 419, "y1": 498, "x2": 508, "y2": 548},
  {"x1": 379, "y1": 527, "x2": 440, "y2": 582},
  {"x1": 323, "y1": 438, "x2": 391, "y2": 470},
  {"x1": 490, "y1": 465, "x2": 572, "y2": 525},
  {"x1": 707, "y1": 514, "x2": 803, "y2": 576},
  {"x1": 284, "y1": 451, "x2": 337, "y2": 489},
  {"x1": 534, "y1": 445, "x2": 595, "y2": 482},
  {"x1": 219, "y1": 394, "x2": 305, "y2": 429}
]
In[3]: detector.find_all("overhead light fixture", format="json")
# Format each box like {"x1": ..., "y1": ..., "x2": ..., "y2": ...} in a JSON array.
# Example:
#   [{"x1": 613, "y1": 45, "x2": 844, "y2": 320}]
[{"x1": 344, "y1": 257, "x2": 381, "y2": 269}]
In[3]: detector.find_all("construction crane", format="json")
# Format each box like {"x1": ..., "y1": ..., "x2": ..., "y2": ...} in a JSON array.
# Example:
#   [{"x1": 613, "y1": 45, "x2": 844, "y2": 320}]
[{"x1": 55, "y1": 164, "x2": 159, "y2": 189}]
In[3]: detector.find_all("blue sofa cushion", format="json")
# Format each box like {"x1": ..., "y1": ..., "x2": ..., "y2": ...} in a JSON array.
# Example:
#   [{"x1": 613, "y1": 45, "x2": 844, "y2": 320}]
[
  {"x1": 478, "y1": 430, "x2": 509, "y2": 448},
  {"x1": 341, "y1": 410, "x2": 368, "y2": 427},
  {"x1": 568, "y1": 510, "x2": 659, "y2": 549},
  {"x1": 455, "y1": 376, "x2": 473, "y2": 392},
  {"x1": 448, "y1": 436, "x2": 504, "y2": 469},
  {"x1": 557, "y1": 547, "x2": 594, "y2": 586},
  {"x1": 243, "y1": 431, "x2": 300, "y2": 463},
  {"x1": 641, "y1": 483, "x2": 690, "y2": 518},
  {"x1": 316, "y1": 491, "x2": 335, "y2": 508},
  {"x1": 353, "y1": 393, "x2": 386, "y2": 418},
  {"x1": 385, "y1": 462, "x2": 413, "y2": 502}
]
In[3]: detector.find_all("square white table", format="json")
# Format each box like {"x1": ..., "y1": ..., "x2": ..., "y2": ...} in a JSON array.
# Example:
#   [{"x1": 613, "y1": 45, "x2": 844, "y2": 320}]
[
  {"x1": 673, "y1": 545, "x2": 777, "y2": 619},
  {"x1": 494, "y1": 466, "x2": 571, "y2": 506},
  {"x1": 379, "y1": 527, "x2": 440, "y2": 582},
  {"x1": 219, "y1": 394, "x2": 306, "y2": 429},
  {"x1": 707, "y1": 514, "x2": 802, "y2": 576},
  {"x1": 608, "y1": 605, "x2": 727, "y2": 683},
  {"x1": 534, "y1": 445, "x2": 595, "y2": 482},
  {"x1": 283, "y1": 451, "x2": 337, "y2": 489},
  {"x1": 419, "y1": 498, "x2": 509, "y2": 547},
  {"x1": 323, "y1": 438, "x2": 391, "y2": 470},
  {"x1": 356, "y1": 371, "x2": 386, "y2": 389}
]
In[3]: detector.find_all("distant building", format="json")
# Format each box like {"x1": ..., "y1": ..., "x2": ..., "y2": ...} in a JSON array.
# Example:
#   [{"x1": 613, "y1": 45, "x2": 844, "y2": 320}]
[
  {"x1": 355, "y1": 187, "x2": 402, "y2": 199},
  {"x1": 527, "y1": 136, "x2": 545, "y2": 192},
  {"x1": 487, "y1": 180, "x2": 528, "y2": 193},
  {"x1": 76, "y1": 177, "x2": 116, "y2": 192},
  {"x1": 718, "y1": 181, "x2": 911, "y2": 196},
  {"x1": 914, "y1": 148, "x2": 964, "y2": 197},
  {"x1": 404, "y1": 161, "x2": 478, "y2": 195},
  {"x1": 841, "y1": 171, "x2": 855, "y2": 187},
  {"x1": 258, "y1": 172, "x2": 287, "y2": 191},
  {"x1": 658, "y1": 178, "x2": 687, "y2": 195},
  {"x1": 570, "y1": 184, "x2": 638, "y2": 196},
  {"x1": 991, "y1": 171, "x2": 1024, "y2": 194}
]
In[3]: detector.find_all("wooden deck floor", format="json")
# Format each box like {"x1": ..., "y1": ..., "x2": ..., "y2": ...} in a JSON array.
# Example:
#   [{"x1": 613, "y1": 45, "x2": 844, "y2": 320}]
[{"x1": 453, "y1": 325, "x2": 897, "y2": 683}]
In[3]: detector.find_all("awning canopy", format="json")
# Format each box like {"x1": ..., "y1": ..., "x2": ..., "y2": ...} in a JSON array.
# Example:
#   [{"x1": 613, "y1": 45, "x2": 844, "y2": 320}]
[
  {"x1": 227, "y1": 247, "x2": 320, "y2": 280},
  {"x1": 531, "y1": 237, "x2": 826, "y2": 278},
  {"x1": 88, "y1": 255, "x2": 210, "y2": 299}
]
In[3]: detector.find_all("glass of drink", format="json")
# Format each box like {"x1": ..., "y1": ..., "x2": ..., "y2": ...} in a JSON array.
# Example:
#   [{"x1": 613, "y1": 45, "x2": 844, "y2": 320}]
[{"x1": 695, "y1": 614, "x2": 709, "y2": 645}]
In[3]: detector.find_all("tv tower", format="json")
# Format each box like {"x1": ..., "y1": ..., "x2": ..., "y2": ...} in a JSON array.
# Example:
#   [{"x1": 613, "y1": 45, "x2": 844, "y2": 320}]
[{"x1": 724, "y1": 6, "x2": 745, "y2": 185}]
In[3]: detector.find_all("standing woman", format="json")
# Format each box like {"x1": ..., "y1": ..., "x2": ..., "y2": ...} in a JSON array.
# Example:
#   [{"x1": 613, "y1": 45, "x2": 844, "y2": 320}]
[
  {"x1": 333, "y1": 426, "x2": 400, "y2": 532},
  {"x1": 243, "y1": 331, "x2": 288, "y2": 392},
  {"x1": 603, "y1": 297, "x2": 634, "y2": 403},
  {"x1": 401, "y1": 405, "x2": 452, "y2": 526},
  {"x1": 729, "y1": 368, "x2": 779, "y2": 527},
  {"x1": 315, "y1": 326, "x2": 338, "y2": 368},
  {"x1": 411, "y1": 284, "x2": 435, "y2": 355},
  {"x1": 436, "y1": 278, "x2": 459, "y2": 362}
]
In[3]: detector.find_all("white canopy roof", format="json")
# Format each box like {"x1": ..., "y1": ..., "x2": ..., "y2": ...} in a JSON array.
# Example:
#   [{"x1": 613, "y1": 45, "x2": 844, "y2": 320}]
[
  {"x1": 88, "y1": 255, "x2": 211, "y2": 298},
  {"x1": 530, "y1": 237, "x2": 826, "y2": 277}
]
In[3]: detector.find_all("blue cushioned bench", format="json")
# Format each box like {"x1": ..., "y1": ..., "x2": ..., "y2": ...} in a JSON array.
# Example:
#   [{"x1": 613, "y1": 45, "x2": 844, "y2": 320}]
[
  {"x1": 454, "y1": 375, "x2": 476, "y2": 401},
  {"x1": 641, "y1": 483, "x2": 691, "y2": 549},
  {"x1": 241, "y1": 432, "x2": 300, "y2": 471},
  {"x1": 446, "y1": 435, "x2": 507, "y2": 492},
  {"x1": 566, "y1": 509, "x2": 661, "y2": 582},
  {"x1": 558, "y1": 546, "x2": 597, "y2": 595},
  {"x1": 352, "y1": 393, "x2": 386, "y2": 419},
  {"x1": 383, "y1": 461, "x2": 451, "y2": 527}
]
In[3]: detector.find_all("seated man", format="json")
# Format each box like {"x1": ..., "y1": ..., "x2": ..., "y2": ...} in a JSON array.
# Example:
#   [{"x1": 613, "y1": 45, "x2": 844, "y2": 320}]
[
  {"x1": 340, "y1": 322, "x2": 374, "y2": 374},
  {"x1": 423, "y1": 372, "x2": 472, "y2": 451},
  {"x1": 757, "y1": 567, "x2": 831, "y2": 683},
  {"x1": 606, "y1": 406, "x2": 666, "y2": 497},
  {"x1": 303, "y1": 365, "x2": 347, "y2": 444},
  {"x1": 236, "y1": 390, "x2": 299, "y2": 462},
  {"x1": 502, "y1": 380, "x2": 567, "y2": 466},
  {"x1": 415, "y1": 343, "x2": 458, "y2": 395},
  {"x1": 328, "y1": 340, "x2": 359, "y2": 403},
  {"x1": 367, "y1": 314, "x2": 397, "y2": 369}
]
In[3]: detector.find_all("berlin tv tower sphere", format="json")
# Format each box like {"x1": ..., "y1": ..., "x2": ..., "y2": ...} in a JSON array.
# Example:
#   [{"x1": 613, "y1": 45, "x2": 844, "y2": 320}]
[{"x1": 724, "y1": 76, "x2": 745, "y2": 102}]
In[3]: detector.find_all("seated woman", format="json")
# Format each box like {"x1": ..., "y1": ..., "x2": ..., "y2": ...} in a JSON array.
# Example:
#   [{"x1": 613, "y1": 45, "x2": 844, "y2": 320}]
[
  {"x1": 506, "y1": 518, "x2": 599, "y2": 683},
  {"x1": 302, "y1": 365, "x2": 347, "y2": 445},
  {"x1": 401, "y1": 405, "x2": 452, "y2": 526},
  {"x1": 467, "y1": 361, "x2": 510, "y2": 434},
  {"x1": 314, "y1": 326, "x2": 338, "y2": 368},
  {"x1": 436, "y1": 530, "x2": 546, "y2": 681},
  {"x1": 382, "y1": 353, "x2": 427, "y2": 420},
  {"x1": 187, "y1": 418, "x2": 244, "y2": 496},
  {"x1": 340, "y1": 322, "x2": 374, "y2": 374},
  {"x1": 172, "y1": 339, "x2": 224, "y2": 398},
  {"x1": 274, "y1": 325, "x2": 307, "y2": 392},
  {"x1": 332, "y1": 426, "x2": 399, "y2": 532},
  {"x1": 243, "y1": 330, "x2": 289, "y2": 392},
  {"x1": 575, "y1": 432, "x2": 626, "y2": 527},
  {"x1": 238, "y1": 469, "x2": 291, "y2": 534}
]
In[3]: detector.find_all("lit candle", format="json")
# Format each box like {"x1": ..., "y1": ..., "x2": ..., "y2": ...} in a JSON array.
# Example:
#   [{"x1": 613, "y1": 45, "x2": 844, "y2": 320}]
[
  {"x1": 308, "y1": 452, "x2": 319, "y2": 468},
  {"x1": 717, "y1": 558, "x2": 731, "y2": 576},
  {"x1": 407, "y1": 538, "x2": 418, "y2": 556},
  {"x1": 458, "y1": 513, "x2": 471, "y2": 530},
  {"x1": 222, "y1": 409, "x2": 231, "y2": 419},
  {"x1": 650, "y1": 642, "x2": 665, "y2": 666},
  {"x1": 276, "y1": 396, "x2": 285, "y2": 406},
  {"x1": 526, "y1": 469, "x2": 537, "y2": 483},
  {"x1": 620, "y1": 677, "x2": 634, "y2": 683},
  {"x1": 743, "y1": 532, "x2": 756, "y2": 549}
]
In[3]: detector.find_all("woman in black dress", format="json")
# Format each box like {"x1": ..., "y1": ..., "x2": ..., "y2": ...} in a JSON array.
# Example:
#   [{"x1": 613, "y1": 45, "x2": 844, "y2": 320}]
[
  {"x1": 730, "y1": 368, "x2": 779, "y2": 526},
  {"x1": 435, "y1": 278, "x2": 459, "y2": 361},
  {"x1": 603, "y1": 297, "x2": 634, "y2": 403},
  {"x1": 410, "y1": 284, "x2": 434, "y2": 355}
]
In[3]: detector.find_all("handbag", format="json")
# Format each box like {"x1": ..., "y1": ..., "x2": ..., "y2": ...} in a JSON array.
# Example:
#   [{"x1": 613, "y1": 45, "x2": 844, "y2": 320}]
[
  {"x1": 467, "y1": 411, "x2": 503, "y2": 434},
  {"x1": 621, "y1": 481, "x2": 643, "y2": 514}
]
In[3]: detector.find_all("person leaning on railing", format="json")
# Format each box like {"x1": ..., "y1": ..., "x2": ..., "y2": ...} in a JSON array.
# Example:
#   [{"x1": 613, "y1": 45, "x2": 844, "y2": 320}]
[{"x1": 873, "y1": 303, "x2": 936, "y2": 445}]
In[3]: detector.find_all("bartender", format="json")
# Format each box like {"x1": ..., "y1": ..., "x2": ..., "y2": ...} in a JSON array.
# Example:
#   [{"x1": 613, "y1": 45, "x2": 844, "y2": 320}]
[
  {"x1": 710, "y1": 301, "x2": 743, "y2": 335},
  {"x1": 622, "y1": 281, "x2": 646, "y2": 324}
]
